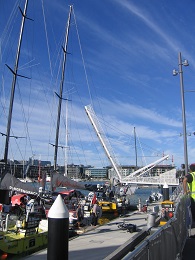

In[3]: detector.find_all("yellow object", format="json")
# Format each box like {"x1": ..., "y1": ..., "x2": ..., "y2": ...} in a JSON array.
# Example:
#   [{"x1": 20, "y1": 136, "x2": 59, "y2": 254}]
[
  {"x1": 0, "y1": 214, "x2": 48, "y2": 256},
  {"x1": 161, "y1": 200, "x2": 174, "y2": 206},
  {"x1": 98, "y1": 201, "x2": 117, "y2": 213},
  {"x1": 160, "y1": 200, "x2": 175, "y2": 225},
  {"x1": 159, "y1": 221, "x2": 167, "y2": 226}
]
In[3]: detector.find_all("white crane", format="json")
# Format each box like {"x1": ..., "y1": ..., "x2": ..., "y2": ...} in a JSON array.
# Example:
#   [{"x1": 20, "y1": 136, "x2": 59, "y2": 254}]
[
  {"x1": 85, "y1": 104, "x2": 122, "y2": 181},
  {"x1": 85, "y1": 104, "x2": 178, "y2": 186}
]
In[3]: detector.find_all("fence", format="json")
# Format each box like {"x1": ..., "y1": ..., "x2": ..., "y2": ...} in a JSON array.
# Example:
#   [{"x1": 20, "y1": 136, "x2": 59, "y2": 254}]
[{"x1": 122, "y1": 186, "x2": 191, "y2": 260}]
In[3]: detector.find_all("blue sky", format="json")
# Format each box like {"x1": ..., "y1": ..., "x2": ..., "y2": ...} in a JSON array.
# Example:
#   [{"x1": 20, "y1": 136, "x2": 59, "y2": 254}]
[{"x1": 1, "y1": 0, "x2": 195, "y2": 169}]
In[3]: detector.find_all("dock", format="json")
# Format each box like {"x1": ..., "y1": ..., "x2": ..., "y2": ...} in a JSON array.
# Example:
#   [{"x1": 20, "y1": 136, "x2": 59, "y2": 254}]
[
  {"x1": 22, "y1": 200, "x2": 195, "y2": 260},
  {"x1": 24, "y1": 204, "x2": 158, "y2": 260}
]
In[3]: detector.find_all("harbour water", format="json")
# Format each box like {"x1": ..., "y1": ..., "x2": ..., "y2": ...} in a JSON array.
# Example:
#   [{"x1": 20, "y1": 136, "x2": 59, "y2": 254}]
[
  {"x1": 80, "y1": 181, "x2": 161, "y2": 206},
  {"x1": 130, "y1": 186, "x2": 160, "y2": 205},
  {"x1": 43, "y1": 180, "x2": 161, "y2": 206}
]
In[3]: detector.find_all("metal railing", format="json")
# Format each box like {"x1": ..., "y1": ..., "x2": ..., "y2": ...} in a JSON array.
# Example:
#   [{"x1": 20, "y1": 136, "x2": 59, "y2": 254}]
[{"x1": 122, "y1": 186, "x2": 191, "y2": 260}]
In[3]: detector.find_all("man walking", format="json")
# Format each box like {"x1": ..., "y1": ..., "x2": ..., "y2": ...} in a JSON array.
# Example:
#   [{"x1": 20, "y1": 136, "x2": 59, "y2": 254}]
[{"x1": 183, "y1": 163, "x2": 195, "y2": 221}]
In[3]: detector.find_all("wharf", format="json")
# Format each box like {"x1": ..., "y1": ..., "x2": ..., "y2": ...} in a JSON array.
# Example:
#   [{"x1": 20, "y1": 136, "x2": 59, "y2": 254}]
[
  {"x1": 25, "y1": 208, "x2": 151, "y2": 260},
  {"x1": 23, "y1": 203, "x2": 195, "y2": 260}
]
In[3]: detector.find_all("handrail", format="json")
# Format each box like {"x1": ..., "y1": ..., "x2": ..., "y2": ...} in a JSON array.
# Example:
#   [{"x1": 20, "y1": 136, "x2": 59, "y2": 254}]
[{"x1": 121, "y1": 189, "x2": 190, "y2": 260}]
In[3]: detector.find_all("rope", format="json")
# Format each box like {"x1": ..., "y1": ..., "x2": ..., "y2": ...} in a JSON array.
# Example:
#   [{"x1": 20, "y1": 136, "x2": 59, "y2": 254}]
[
  {"x1": 72, "y1": 6, "x2": 93, "y2": 106},
  {"x1": 41, "y1": 0, "x2": 53, "y2": 78}
]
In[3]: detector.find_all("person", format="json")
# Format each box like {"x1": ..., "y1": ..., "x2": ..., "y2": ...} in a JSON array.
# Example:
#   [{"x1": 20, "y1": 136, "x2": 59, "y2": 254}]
[
  {"x1": 91, "y1": 201, "x2": 102, "y2": 226},
  {"x1": 76, "y1": 204, "x2": 83, "y2": 228},
  {"x1": 102, "y1": 191, "x2": 107, "y2": 200},
  {"x1": 97, "y1": 202, "x2": 102, "y2": 219},
  {"x1": 183, "y1": 163, "x2": 195, "y2": 221},
  {"x1": 91, "y1": 201, "x2": 97, "y2": 226},
  {"x1": 109, "y1": 190, "x2": 114, "y2": 201},
  {"x1": 92, "y1": 193, "x2": 97, "y2": 205}
]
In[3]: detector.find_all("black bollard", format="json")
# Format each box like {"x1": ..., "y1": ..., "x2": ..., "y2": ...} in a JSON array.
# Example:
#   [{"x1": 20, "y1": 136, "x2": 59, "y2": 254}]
[
  {"x1": 47, "y1": 194, "x2": 69, "y2": 260},
  {"x1": 163, "y1": 183, "x2": 169, "y2": 201}
]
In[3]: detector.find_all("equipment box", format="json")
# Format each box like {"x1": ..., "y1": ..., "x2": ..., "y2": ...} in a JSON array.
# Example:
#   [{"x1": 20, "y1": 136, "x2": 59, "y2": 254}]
[{"x1": 160, "y1": 200, "x2": 174, "y2": 225}]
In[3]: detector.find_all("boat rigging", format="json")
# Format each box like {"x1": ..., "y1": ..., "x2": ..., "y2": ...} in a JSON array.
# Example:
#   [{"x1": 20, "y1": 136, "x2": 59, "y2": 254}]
[
  {"x1": 3, "y1": 0, "x2": 30, "y2": 167},
  {"x1": 49, "y1": 6, "x2": 72, "y2": 175}
]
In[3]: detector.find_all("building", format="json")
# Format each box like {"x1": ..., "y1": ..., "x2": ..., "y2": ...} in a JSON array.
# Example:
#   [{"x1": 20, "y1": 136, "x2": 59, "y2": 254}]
[
  {"x1": 0, "y1": 158, "x2": 176, "y2": 181},
  {"x1": 107, "y1": 164, "x2": 176, "y2": 179},
  {"x1": 84, "y1": 167, "x2": 108, "y2": 179}
]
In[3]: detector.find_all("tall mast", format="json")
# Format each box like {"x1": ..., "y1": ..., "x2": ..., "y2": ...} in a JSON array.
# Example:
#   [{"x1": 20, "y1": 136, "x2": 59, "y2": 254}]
[
  {"x1": 64, "y1": 98, "x2": 71, "y2": 176},
  {"x1": 134, "y1": 127, "x2": 138, "y2": 170},
  {"x1": 53, "y1": 5, "x2": 72, "y2": 170},
  {"x1": 4, "y1": 0, "x2": 29, "y2": 166}
]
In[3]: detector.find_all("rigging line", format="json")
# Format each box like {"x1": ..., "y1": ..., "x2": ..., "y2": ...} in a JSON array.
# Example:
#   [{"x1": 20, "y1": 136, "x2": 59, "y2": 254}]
[
  {"x1": 96, "y1": 115, "x2": 166, "y2": 156},
  {"x1": 59, "y1": 99, "x2": 87, "y2": 166},
  {"x1": 57, "y1": 60, "x2": 99, "y2": 165},
  {"x1": 81, "y1": 107, "x2": 107, "y2": 166},
  {"x1": 59, "y1": 78, "x2": 107, "y2": 166},
  {"x1": 0, "y1": 15, "x2": 16, "y2": 69},
  {"x1": 18, "y1": 59, "x2": 40, "y2": 70},
  {"x1": 19, "y1": 30, "x2": 36, "y2": 158},
  {"x1": 0, "y1": 76, "x2": 6, "y2": 118},
  {"x1": 0, "y1": 1, "x2": 19, "y2": 55},
  {"x1": 38, "y1": 72, "x2": 56, "y2": 143},
  {"x1": 68, "y1": 102, "x2": 88, "y2": 166},
  {"x1": 0, "y1": 83, "x2": 28, "y2": 161},
  {"x1": 9, "y1": 134, "x2": 25, "y2": 162},
  {"x1": 131, "y1": 128, "x2": 147, "y2": 166},
  {"x1": 16, "y1": 80, "x2": 34, "y2": 156},
  {"x1": 41, "y1": 0, "x2": 53, "y2": 78},
  {"x1": 72, "y1": 6, "x2": 93, "y2": 106},
  {"x1": 68, "y1": 138, "x2": 82, "y2": 166},
  {"x1": 96, "y1": 115, "x2": 134, "y2": 140},
  {"x1": 1, "y1": 120, "x2": 26, "y2": 164},
  {"x1": 70, "y1": 96, "x2": 107, "y2": 167},
  {"x1": 18, "y1": 58, "x2": 35, "y2": 69},
  {"x1": 49, "y1": 48, "x2": 66, "y2": 133},
  {"x1": 69, "y1": 100, "x2": 87, "y2": 163}
]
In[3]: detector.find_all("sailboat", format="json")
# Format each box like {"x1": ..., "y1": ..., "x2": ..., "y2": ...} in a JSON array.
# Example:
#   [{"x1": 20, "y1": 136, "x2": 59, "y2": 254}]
[
  {"x1": 42, "y1": 5, "x2": 91, "y2": 227},
  {"x1": 0, "y1": 0, "x2": 49, "y2": 257},
  {"x1": 0, "y1": 2, "x2": 94, "y2": 255},
  {"x1": 0, "y1": 0, "x2": 39, "y2": 196},
  {"x1": 44, "y1": 4, "x2": 88, "y2": 193}
]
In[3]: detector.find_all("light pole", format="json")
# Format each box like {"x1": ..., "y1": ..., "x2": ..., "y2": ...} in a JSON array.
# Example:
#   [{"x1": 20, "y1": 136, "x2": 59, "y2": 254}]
[{"x1": 173, "y1": 52, "x2": 189, "y2": 176}]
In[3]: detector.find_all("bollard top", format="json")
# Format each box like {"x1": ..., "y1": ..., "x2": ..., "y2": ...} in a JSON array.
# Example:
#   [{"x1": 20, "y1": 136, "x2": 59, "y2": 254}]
[
  {"x1": 48, "y1": 194, "x2": 69, "y2": 219},
  {"x1": 163, "y1": 182, "x2": 168, "y2": 188}
]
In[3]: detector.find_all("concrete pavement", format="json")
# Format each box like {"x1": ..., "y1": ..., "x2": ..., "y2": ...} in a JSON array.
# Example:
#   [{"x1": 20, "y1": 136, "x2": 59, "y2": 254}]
[
  {"x1": 24, "y1": 209, "x2": 150, "y2": 260},
  {"x1": 22, "y1": 204, "x2": 195, "y2": 260}
]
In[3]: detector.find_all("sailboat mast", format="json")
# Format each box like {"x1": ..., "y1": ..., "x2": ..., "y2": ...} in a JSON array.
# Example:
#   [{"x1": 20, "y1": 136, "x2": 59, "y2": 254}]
[
  {"x1": 53, "y1": 5, "x2": 72, "y2": 170},
  {"x1": 134, "y1": 127, "x2": 138, "y2": 170},
  {"x1": 3, "y1": 0, "x2": 29, "y2": 166},
  {"x1": 64, "y1": 98, "x2": 69, "y2": 176}
]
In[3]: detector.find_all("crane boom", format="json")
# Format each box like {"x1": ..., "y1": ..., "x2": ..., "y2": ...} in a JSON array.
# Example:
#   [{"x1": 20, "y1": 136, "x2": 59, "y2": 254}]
[
  {"x1": 122, "y1": 155, "x2": 169, "y2": 180},
  {"x1": 85, "y1": 104, "x2": 171, "y2": 184},
  {"x1": 85, "y1": 105, "x2": 122, "y2": 181}
]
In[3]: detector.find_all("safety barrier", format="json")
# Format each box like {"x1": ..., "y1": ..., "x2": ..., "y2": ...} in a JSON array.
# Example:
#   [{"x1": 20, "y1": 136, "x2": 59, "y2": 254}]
[{"x1": 122, "y1": 186, "x2": 190, "y2": 260}]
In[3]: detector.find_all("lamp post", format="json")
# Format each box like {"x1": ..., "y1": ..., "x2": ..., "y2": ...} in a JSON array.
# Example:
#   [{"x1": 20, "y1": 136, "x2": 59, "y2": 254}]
[{"x1": 173, "y1": 52, "x2": 189, "y2": 176}]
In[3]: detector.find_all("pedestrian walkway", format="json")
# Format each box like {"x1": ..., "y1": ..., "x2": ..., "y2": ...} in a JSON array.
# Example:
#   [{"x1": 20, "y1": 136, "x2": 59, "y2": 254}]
[
  {"x1": 24, "y1": 209, "x2": 150, "y2": 260},
  {"x1": 24, "y1": 202, "x2": 195, "y2": 260}
]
